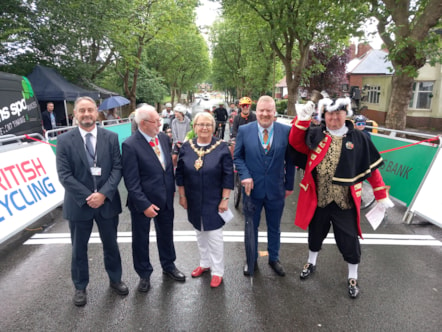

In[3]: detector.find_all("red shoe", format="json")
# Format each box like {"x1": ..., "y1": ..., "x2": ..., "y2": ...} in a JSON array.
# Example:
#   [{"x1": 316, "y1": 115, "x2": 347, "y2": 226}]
[
  {"x1": 210, "y1": 275, "x2": 223, "y2": 288},
  {"x1": 191, "y1": 266, "x2": 210, "y2": 277}
]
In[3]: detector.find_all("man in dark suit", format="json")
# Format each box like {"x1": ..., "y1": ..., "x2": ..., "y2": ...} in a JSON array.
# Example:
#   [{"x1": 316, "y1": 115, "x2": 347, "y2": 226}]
[
  {"x1": 41, "y1": 102, "x2": 57, "y2": 136},
  {"x1": 234, "y1": 95, "x2": 295, "y2": 277},
  {"x1": 122, "y1": 104, "x2": 186, "y2": 293},
  {"x1": 56, "y1": 96, "x2": 128, "y2": 307}
]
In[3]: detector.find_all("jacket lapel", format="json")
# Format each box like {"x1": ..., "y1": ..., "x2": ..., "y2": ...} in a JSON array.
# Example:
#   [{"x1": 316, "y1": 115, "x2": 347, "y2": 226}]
[{"x1": 72, "y1": 128, "x2": 90, "y2": 168}]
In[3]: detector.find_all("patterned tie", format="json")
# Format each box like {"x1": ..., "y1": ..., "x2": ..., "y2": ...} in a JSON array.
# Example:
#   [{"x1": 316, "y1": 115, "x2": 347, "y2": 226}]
[
  {"x1": 150, "y1": 137, "x2": 165, "y2": 169},
  {"x1": 85, "y1": 133, "x2": 95, "y2": 166},
  {"x1": 263, "y1": 129, "x2": 270, "y2": 151}
]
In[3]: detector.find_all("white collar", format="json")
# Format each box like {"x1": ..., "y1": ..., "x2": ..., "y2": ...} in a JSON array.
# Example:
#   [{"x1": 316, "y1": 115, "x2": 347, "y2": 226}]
[{"x1": 79, "y1": 126, "x2": 97, "y2": 138}]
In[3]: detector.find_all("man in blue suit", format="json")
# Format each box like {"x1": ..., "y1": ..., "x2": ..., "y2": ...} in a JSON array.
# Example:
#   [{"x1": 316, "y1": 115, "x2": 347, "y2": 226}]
[
  {"x1": 122, "y1": 104, "x2": 186, "y2": 293},
  {"x1": 56, "y1": 96, "x2": 128, "y2": 307},
  {"x1": 234, "y1": 95, "x2": 295, "y2": 276}
]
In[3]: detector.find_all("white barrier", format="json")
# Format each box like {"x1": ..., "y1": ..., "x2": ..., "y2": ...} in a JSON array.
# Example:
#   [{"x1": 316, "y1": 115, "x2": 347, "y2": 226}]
[
  {"x1": 405, "y1": 144, "x2": 442, "y2": 227},
  {"x1": 0, "y1": 141, "x2": 65, "y2": 244}
]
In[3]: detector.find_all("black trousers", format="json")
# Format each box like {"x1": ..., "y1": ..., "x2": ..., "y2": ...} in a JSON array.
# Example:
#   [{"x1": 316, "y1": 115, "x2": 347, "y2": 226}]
[{"x1": 308, "y1": 202, "x2": 361, "y2": 264}]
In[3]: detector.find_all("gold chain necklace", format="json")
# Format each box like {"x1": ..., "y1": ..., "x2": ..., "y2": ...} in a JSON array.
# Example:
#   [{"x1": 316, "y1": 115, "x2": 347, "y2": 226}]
[{"x1": 189, "y1": 139, "x2": 222, "y2": 170}]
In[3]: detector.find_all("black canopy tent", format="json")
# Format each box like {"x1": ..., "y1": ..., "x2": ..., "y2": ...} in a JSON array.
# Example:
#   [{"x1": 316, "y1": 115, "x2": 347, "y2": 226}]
[{"x1": 27, "y1": 65, "x2": 100, "y2": 126}]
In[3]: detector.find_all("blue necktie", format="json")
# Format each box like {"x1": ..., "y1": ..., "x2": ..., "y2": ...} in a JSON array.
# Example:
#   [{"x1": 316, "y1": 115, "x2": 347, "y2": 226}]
[{"x1": 85, "y1": 133, "x2": 95, "y2": 166}]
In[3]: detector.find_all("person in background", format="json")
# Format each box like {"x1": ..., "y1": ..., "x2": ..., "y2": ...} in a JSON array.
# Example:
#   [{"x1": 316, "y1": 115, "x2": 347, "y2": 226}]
[
  {"x1": 213, "y1": 102, "x2": 228, "y2": 139},
  {"x1": 161, "y1": 102, "x2": 173, "y2": 131},
  {"x1": 106, "y1": 108, "x2": 120, "y2": 121},
  {"x1": 176, "y1": 112, "x2": 234, "y2": 288},
  {"x1": 122, "y1": 104, "x2": 186, "y2": 293},
  {"x1": 289, "y1": 97, "x2": 393, "y2": 298},
  {"x1": 228, "y1": 103, "x2": 238, "y2": 138},
  {"x1": 234, "y1": 95, "x2": 295, "y2": 277},
  {"x1": 171, "y1": 104, "x2": 191, "y2": 167},
  {"x1": 165, "y1": 127, "x2": 173, "y2": 149},
  {"x1": 42, "y1": 102, "x2": 57, "y2": 135},
  {"x1": 231, "y1": 97, "x2": 256, "y2": 139},
  {"x1": 56, "y1": 96, "x2": 128, "y2": 307},
  {"x1": 353, "y1": 114, "x2": 371, "y2": 139}
]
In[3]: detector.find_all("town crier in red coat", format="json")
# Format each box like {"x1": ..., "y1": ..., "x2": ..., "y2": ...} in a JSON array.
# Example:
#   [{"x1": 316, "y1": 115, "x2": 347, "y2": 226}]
[{"x1": 289, "y1": 95, "x2": 394, "y2": 299}]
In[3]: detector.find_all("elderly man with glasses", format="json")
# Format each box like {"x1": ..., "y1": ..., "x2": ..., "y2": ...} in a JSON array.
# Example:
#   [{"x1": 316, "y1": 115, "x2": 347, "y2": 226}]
[{"x1": 122, "y1": 104, "x2": 186, "y2": 293}]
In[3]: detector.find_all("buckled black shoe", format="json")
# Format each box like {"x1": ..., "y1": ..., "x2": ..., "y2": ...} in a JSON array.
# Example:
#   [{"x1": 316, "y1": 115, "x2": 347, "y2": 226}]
[
  {"x1": 73, "y1": 289, "x2": 87, "y2": 307},
  {"x1": 269, "y1": 260, "x2": 286, "y2": 276},
  {"x1": 348, "y1": 278, "x2": 360, "y2": 299},
  {"x1": 243, "y1": 261, "x2": 258, "y2": 276},
  {"x1": 110, "y1": 281, "x2": 129, "y2": 296},
  {"x1": 138, "y1": 278, "x2": 151, "y2": 293},
  {"x1": 300, "y1": 263, "x2": 316, "y2": 280},
  {"x1": 163, "y1": 268, "x2": 186, "y2": 282}
]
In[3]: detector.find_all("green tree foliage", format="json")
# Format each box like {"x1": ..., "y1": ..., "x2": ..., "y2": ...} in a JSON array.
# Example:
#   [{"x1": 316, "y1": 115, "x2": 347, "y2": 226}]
[
  {"x1": 222, "y1": 0, "x2": 368, "y2": 115},
  {"x1": 146, "y1": 24, "x2": 210, "y2": 105},
  {"x1": 369, "y1": 0, "x2": 442, "y2": 130},
  {"x1": 210, "y1": 11, "x2": 278, "y2": 101}
]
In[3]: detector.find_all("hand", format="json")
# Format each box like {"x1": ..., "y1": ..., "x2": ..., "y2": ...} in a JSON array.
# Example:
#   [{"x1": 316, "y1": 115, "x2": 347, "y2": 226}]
[
  {"x1": 179, "y1": 196, "x2": 187, "y2": 209},
  {"x1": 241, "y1": 178, "x2": 254, "y2": 196},
  {"x1": 144, "y1": 204, "x2": 160, "y2": 218},
  {"x1": 86, "y1": 192, "x2": 106, "y2": 209},
  {"x1": 218, "y1": 199, "x2": 229, "y2": 213},
  {"x1": 377, "y1": 197, "x2": 394, "y2": 209},
  {"x1": 285, "y1": 190, "x2": 294, "y2": 198},
  {"x1": 296, "y1": 101, "x2": 315, "y2": 120}
]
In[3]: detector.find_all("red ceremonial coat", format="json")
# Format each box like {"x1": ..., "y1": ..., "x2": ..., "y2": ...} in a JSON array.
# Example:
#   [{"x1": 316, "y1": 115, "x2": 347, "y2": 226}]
[{"x1": 289, "y1": 118, "x2": 389, "y2": 238}]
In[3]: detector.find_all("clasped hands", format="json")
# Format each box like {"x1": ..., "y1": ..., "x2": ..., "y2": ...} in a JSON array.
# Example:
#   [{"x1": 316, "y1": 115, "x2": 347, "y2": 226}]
[{"x1": 86, "y1": 192, "x2": 106, "y2": 209}]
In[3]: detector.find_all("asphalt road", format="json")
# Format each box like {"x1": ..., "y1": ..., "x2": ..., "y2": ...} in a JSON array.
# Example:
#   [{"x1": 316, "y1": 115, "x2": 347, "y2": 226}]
[{"x1": 1, "y1": 168, "x2": 441, "y2": 332}]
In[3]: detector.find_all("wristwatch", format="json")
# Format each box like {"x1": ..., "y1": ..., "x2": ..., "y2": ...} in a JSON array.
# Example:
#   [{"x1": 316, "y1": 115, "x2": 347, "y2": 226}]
[{"x1": 222, "y1": 197, "x2": 229, "y2": 200}]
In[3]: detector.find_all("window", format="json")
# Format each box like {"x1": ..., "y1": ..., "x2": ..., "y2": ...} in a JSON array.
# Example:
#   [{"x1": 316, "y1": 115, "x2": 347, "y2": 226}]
[
  {"x1": 366, "y1": 85, "x2": 381, "y2": 104},
  {"x1": 409, "y1": 81, "x2": 434, "y2": 109}
]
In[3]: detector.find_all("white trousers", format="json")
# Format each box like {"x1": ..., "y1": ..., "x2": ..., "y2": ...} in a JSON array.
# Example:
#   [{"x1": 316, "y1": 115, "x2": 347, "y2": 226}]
[{"x1": 195, "y1": 227, "x2": 224, "y2": 277}]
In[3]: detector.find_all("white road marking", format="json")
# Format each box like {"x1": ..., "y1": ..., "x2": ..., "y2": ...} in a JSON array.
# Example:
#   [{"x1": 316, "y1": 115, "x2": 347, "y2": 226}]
[{"x1": 24, "y1": 231, "x2": 442, "y2": 246}]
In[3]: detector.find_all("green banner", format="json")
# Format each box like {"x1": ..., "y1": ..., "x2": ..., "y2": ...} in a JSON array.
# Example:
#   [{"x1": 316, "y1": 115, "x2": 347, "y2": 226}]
[
  {"x1": 371, "y1": 134, "x2": 438, "y2": 206},
  {"x1": 102, "y1": 122, "x2": 132, "y2": 150},
  {"x1": 48, "y1": 122, "x2": 131, "y2": 153}
]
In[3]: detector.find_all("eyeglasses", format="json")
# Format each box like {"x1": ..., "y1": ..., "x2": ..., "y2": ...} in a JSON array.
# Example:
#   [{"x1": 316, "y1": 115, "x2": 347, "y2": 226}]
[
  {"x1": 240, "y1": 104, "x2": 250, "y2": 108},
  {"x1": 143, "y1": 119, "x2": 161, "y2": 124},
  {"x1": 195, "y1": 123, "x2": 213, "y2": 128},
  {"x1": 356, "y1": 122, "x2": 366, "y2": 126}
]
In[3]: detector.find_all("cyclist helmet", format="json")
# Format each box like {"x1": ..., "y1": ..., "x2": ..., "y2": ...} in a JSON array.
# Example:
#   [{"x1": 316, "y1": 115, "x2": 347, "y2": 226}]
[
  {"x1": 239, "y1": 97, "x2": 252, "y2": 106},
  {"x1": 354, "y1": 115, "x2": 367, "y2": 123}
]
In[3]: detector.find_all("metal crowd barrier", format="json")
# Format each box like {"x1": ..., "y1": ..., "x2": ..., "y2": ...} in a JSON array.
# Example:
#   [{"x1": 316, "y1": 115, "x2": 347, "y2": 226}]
[{"x1": 0, "y1": 133, "x2": 46, "y2": 150}]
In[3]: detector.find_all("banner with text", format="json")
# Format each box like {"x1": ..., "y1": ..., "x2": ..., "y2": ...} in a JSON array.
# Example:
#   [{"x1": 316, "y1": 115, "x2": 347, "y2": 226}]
[
  {"x1": 371, "y1": 134, "x2": 438, "y2": 206},
  {"x1": 0, "y1": 143, "x2": 64, "y2": 244}
]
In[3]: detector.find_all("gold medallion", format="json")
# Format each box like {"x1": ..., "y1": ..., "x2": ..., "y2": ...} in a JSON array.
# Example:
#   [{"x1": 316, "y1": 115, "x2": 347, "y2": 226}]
[{"x1": 194, "y1": 157, "x2": 203, "y2": 170}]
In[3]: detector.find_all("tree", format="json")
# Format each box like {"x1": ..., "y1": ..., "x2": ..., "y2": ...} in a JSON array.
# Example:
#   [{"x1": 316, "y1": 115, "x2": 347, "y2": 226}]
[
  {"x1": 369, "y1": 0, "x2": 442, "y2": 130},
  {"x1": 305, "y1": 45, "x2": 351, "y2": 98},
  {"x1": 222, "y1": 0, "x2": 368, "y2": 115}
]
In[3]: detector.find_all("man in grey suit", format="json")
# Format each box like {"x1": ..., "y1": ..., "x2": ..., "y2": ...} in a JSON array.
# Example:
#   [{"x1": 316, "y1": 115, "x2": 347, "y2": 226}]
[{"x1": 56, "y1": 96, "x2": 128, "y2": 306}]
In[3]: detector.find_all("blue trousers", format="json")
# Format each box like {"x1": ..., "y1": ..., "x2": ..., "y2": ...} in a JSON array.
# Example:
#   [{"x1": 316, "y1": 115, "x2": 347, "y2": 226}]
[{"x1": 244, "y1": 193, "x2": 285, "y2": 262}]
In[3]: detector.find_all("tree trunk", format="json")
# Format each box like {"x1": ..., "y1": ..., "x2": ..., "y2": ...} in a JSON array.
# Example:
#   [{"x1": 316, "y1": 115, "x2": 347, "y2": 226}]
[{"x1": 385, "y1": 74, "x2": 414, "y2": 130}]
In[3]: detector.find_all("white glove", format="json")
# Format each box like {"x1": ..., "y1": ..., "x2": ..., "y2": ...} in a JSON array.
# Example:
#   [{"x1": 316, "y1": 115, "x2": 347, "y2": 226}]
[
  {"x1": 296, "y1": 101, "x2": 315, "y2": 120},
  {"x1": 376, "y1": 197, "x2": 394, "y2": 209}
]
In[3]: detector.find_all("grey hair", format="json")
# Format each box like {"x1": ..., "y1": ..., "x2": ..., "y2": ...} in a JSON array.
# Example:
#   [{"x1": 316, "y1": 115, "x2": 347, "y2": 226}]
[
  {"x1": 134, "y1": 104, "x2": 156, "y2": 125},
  {"x1": 74, "y1": 96, "x2": 97, "y2": 111},
  {"x1": 193, "y1": 112, "x2": 216, "y2": 134}
]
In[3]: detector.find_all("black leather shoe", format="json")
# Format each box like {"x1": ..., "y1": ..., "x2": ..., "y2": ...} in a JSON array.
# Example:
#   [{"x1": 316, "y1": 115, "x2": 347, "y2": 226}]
[
  {"x1": 269, "y1": 260, "x2": 286, "y2": 276},
  {"x1": 110, "y1": 281, "x2": 129, "y2": 296},
  {"x1": 300, "y1": 263, "x2": 316, "y2": 280},
  {"x1": 243, "y1": 261, "x2": 258, "y2": 276},
  {"x1": 163, "y1": 268, "x2": 186, "y2": 282},
  {"x1": 138, "y1": 278, "x2": 151, "y2": 293},
  {"x1": 73, "y1": 289, "x2": 87, "y2": 307},
  {"x1": 348, "y1": 278, "x2": 360, "y2": 299}
]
